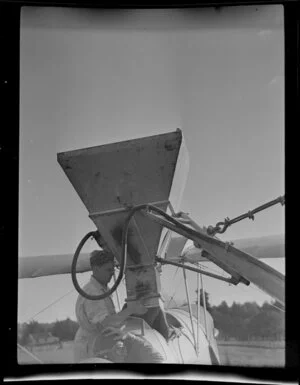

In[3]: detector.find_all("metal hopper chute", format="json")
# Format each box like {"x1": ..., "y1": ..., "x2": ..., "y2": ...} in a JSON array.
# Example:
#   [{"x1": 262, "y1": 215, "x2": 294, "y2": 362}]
[
  {"x1": 57, "y1": 129, "x2": 189, "y2": 306},
  {"x1": 57, "y1": 129, "x2": 285, "y2": 308}
]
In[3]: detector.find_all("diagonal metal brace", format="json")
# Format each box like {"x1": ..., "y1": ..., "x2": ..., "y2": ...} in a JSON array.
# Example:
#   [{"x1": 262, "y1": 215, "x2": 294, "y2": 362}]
[
  {"x1": 145, "y1": 211, "x2": 248, "y2": 285},
  {"x1": 141, "y1": 206, "x2": 285, "y2": 306},
  {"x1": 155, "y1": 256, "x2": 249, "y2": 285}
]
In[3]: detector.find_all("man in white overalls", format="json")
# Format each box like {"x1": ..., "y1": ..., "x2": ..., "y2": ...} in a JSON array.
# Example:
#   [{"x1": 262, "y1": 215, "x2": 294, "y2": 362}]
[{"x1": 73, "y1": 250, "x2": 146, "y2": 362}]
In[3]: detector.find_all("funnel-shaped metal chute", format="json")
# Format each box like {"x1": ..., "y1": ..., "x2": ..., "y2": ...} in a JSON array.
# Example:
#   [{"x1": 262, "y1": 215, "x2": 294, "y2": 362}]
[{"x1": 57, "y1": 129, "x2": 189, "y2": 305}]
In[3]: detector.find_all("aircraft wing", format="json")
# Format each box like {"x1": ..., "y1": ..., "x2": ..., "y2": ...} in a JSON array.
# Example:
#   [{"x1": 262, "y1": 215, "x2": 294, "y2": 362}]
[
  {"x1": 165, "y1": 233, "x2": 284, "y2": 264},
  {"x1": 19, "y1": 234, "x2": 284, "y2": 279},
  {"x1": 18, "y1": 253, "x2": 91, "y2": 279},
  {"x1": 230, "y1": 234, "x2": 284, "y2": 259}
]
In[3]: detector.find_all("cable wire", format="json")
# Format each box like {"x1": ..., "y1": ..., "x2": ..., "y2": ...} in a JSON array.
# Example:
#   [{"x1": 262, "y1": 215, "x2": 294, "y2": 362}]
[
  {"x1": 182, "y1": 267, "x2": 197, "y2": 350},
  {"x1": 25, "y1": 288, "x2": 76, "y2": 323},
  {"x1": 17, "y1": 343, "x2": 43, "y2": 364}
]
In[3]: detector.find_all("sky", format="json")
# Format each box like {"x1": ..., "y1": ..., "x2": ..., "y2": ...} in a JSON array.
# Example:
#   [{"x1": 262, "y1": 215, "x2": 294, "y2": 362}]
[{"x1": 18, "y1": 5, "x2": 285, "y2": 324}]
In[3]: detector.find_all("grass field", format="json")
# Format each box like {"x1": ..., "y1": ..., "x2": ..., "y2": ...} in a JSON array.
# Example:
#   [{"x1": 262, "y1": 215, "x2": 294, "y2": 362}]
[
  {"x1": 18, "y1": 341, "x2": 74, "y2": 364},
  {"x1": 17, "y1": 340, "x2": 285, "y2": 366},
  {"x1": 217, "y1": 340, "x2": 285, "y2": 367}
]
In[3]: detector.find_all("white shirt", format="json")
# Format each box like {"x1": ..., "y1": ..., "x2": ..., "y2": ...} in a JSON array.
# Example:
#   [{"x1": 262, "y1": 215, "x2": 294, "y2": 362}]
[{"x1": 75, "y1": 276, "x2": 116, "y2": 334}]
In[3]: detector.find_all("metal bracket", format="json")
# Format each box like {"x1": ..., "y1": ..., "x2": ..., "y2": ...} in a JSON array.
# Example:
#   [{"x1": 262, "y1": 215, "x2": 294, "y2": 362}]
[
  {"x1": 142, "y1": 206, "x2": 284, "y2": 305},
  {"x1": 145, "y1": 210, "x2": 249, "y2": 285},
  {"x1": 89, "y1": 200, "x2": 170, "y2": 219}
]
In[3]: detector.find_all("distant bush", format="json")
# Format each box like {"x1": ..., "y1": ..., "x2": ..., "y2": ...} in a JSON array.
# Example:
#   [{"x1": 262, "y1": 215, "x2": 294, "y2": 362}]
[
  {"x1": 18, "y1": 318, "x2": 79, "y2": 345},
  {"x1": 19, "y1": 320, "x2": 47, "y2": 346},
  {"x1": 169, "y1": 289, "x2": 284, "y2": 341},
  {"x1": 51, "y1": 318, "x2": 79, "y2": 341},
  {"x1": 211, "y1": 300, "x2": 284, "y2": 341}
]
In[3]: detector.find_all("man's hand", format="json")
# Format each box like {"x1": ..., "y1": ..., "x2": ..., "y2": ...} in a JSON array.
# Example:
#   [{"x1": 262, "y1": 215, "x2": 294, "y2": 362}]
[
  {"x1": 101, "y1": 326, "x2": 127, "y2": 341},
  {"x1": 98, "y1": 301, "x2": 148, "y2": 330}
]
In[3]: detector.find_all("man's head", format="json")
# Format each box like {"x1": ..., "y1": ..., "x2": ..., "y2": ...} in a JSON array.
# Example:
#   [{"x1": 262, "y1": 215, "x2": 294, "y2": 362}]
[{"x1": 90, "y1": 250, "x2": 115, "y2": 286}]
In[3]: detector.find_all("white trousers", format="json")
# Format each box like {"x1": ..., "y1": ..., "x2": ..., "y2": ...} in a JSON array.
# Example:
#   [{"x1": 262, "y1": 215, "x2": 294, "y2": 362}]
[{"x1": 73, "y1": 327, "x2": 98, "y2": 363}]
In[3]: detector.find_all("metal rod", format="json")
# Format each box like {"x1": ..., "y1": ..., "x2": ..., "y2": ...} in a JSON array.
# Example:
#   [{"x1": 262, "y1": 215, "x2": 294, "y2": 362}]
[
  {"x1": 197, "y1": 271, "x2": 200, "y2": 355},
  {"x1": 17, "y1": 343, "x2": 43, "y2": 364},
  {"x1": 167, "y1": 202, "x2": 176, "y2": 217},
  {"x1": 113, "y1": 270, "x2": 121, "y2": 311},
  {"x1": 209, "y1": 195, "x2": 285, "y2": 234},
  {"x1": 200, "y1": 272, "x2": 208, "y2": 339},
  {"x1": 182, "y1": 266, "x2": 197, "y2": 351},
  {"x1": 157, "y1": 229, "x2": 172, "y2": 259},
  {"x1": 243, "y1": 196, "x2": 285, "y2": 217},
  {"x1": 140, "y1": 319, "x2": 145, "y2": 336},
  {"x1": 156, "y1": 257, "x2": 237, "y2": 284}
]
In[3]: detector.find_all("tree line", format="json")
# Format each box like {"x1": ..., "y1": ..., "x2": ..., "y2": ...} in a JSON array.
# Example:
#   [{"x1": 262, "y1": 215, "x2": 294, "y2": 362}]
[
  {"x1": 183, "y1": 289, "x2": 284, "y2": 341},
  {"x1": 18, "y1": 293, "x2": 285, "y2": 346},
  {"x1": 18, "y1": 318, "x2": 79, "y2": 346},
  {"x1": 211, "y1": 300, "x2": 284, "y2": 341}
]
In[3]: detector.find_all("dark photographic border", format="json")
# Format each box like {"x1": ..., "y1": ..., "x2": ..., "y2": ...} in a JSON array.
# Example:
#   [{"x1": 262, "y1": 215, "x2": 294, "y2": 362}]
[{"x1": 2, "y1": 0, "x2": 298, "y2": 382}]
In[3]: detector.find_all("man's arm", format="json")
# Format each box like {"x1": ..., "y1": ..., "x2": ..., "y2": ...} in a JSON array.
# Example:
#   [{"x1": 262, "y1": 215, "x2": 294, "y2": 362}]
[{"x1": 101, "y1": 302, "x2": 147, "y2": 328}]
